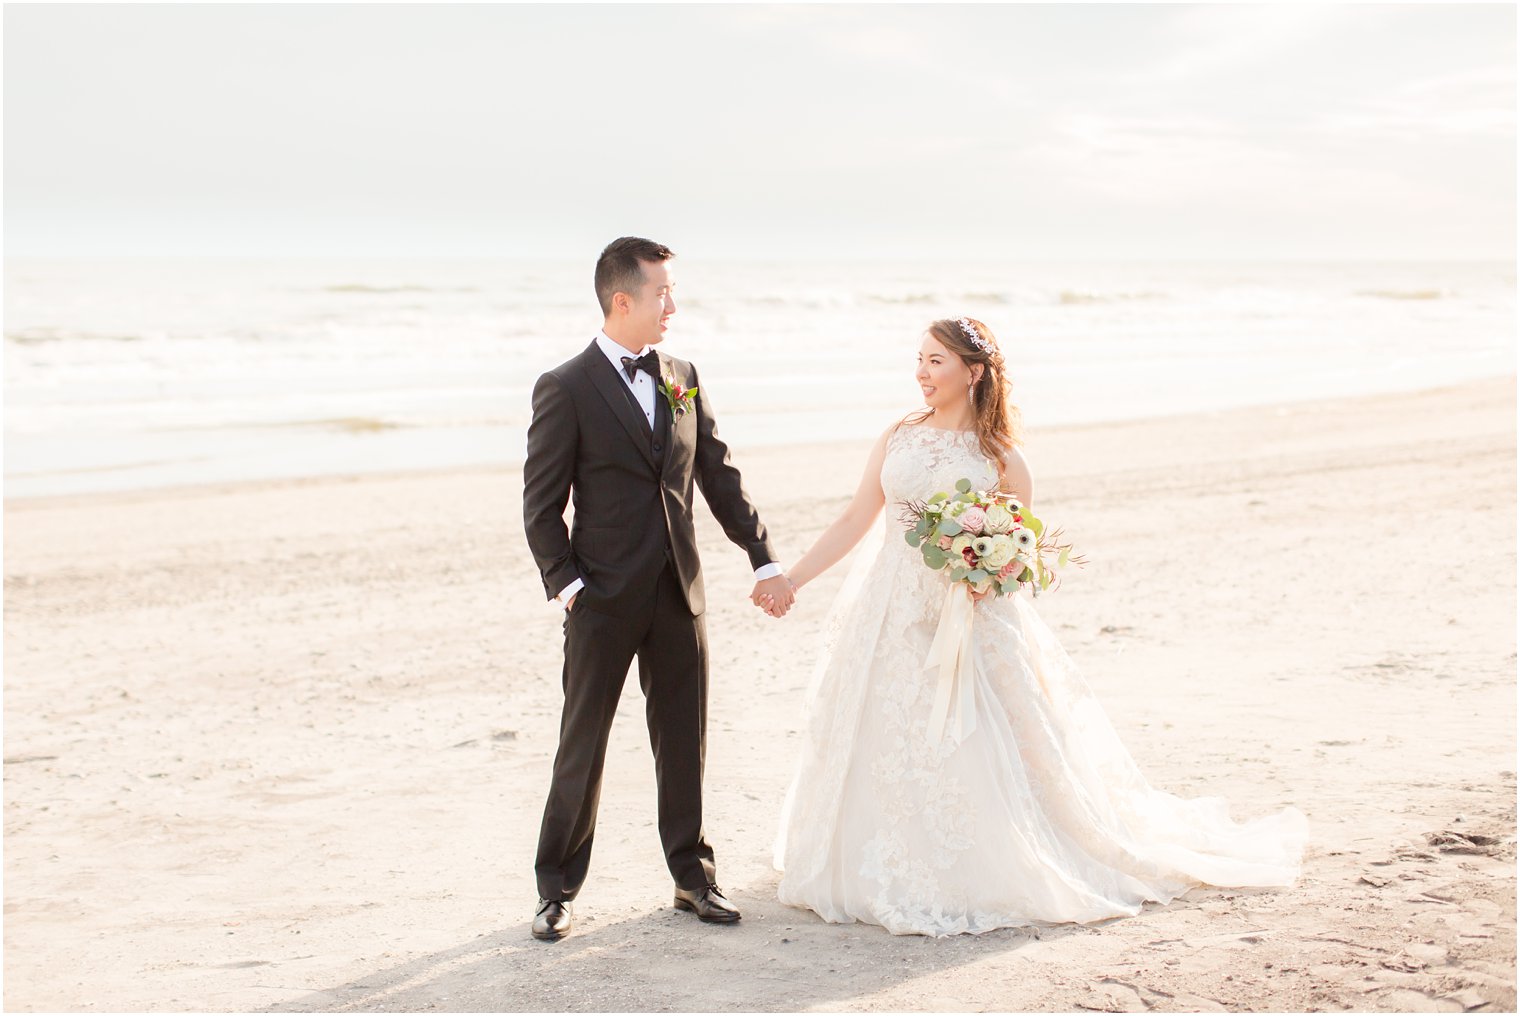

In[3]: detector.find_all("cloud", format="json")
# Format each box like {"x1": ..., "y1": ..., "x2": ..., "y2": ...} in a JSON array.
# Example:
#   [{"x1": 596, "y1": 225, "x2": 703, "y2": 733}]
[
  {"x1": 2, "y1": 4, "x2": 1512, "y2": 258},
  {"x1": 1147, "y1": 4, "x2": 1361, "y2": 82},
  {"x1": 1310, "y1": 64, "x2": 1517, "y2": 139}
]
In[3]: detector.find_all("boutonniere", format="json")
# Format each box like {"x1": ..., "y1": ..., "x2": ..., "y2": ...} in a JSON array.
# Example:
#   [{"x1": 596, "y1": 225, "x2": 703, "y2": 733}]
[{"x1": 659, "y1": 374, "x2": 698, "y2": 419}]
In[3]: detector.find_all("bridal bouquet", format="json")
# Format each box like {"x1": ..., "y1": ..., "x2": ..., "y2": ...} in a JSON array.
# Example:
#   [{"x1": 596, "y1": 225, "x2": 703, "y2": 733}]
[
  {"x1": 900, "y1": 479, "x2": 1082, "y2": 598},
  {"x1": 901, "y1": 479, "x2": 1083, "y2": 746}
]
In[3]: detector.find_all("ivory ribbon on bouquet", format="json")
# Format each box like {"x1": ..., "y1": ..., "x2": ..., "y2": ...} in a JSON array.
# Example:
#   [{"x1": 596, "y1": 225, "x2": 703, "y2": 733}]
[{"x1": 923, "y1": 583, "x2": 978, "y2": 746}]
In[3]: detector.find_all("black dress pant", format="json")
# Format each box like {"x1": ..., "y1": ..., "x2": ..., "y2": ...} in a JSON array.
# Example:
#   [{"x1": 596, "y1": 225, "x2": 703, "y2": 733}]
[{"x1": 533, "y1": 559, "x2": 715, "y2": 901}]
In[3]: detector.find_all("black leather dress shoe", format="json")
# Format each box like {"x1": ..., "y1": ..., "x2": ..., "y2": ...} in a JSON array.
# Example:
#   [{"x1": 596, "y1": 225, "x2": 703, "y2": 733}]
[
  {"x1": 532, "y1": 898, "x2": 572, "y2": 941},
  {"x1": 673, "y1": 883, "x2": 741, "y2": 923}
]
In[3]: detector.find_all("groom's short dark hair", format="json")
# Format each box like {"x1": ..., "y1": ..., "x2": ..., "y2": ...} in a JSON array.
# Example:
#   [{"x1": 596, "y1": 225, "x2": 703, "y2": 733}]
[{"x1": 595, "y1": 237, "x2": 675, "y2": 316}]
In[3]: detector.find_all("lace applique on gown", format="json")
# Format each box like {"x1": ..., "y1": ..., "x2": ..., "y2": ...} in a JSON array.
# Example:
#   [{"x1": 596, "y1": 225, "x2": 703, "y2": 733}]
[{"x1": 772, "y1": 424, "x2": 1309, "y2": 937}]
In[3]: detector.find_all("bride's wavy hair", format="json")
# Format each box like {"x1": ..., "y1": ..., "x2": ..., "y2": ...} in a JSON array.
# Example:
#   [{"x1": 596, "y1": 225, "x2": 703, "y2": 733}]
[{"x1": 899, "y1": 317, "x2": 1024, "y2": 464}]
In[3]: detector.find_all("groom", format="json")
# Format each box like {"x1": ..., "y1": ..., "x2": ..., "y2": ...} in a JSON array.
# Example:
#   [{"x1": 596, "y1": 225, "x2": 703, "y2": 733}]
[{"x1": 522, "y1": 237, "x2": 796, "y2": 941}]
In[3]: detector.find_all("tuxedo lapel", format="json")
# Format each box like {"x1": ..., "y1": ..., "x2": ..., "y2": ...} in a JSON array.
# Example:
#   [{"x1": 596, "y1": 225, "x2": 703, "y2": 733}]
[
  {"x1": 581, "y1": 342, "x2": 659, "y2": 473},
  {"x1": 655, "y1": 383, "x2": 675, "y2": 478},
  {"x1": 656, "y1": 352, "x2": 680, "y2": 479}
]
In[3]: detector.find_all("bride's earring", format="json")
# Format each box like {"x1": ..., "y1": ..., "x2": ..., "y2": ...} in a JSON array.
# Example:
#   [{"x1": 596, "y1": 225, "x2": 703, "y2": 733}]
[{"x1": 967, "y1": 379, "x2": 976, "y2": 406}]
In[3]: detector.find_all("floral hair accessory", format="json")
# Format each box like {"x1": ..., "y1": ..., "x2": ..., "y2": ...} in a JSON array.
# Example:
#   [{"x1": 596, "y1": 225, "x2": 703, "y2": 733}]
[{"x1": 955, "y1": 317, "x2": 995, "y2": 356}]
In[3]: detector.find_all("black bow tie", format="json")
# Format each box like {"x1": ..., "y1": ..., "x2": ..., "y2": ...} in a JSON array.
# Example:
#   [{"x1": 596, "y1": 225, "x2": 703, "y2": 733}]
[{"x1": 620, "y1": 351, "x2": 660, "y2": 382}]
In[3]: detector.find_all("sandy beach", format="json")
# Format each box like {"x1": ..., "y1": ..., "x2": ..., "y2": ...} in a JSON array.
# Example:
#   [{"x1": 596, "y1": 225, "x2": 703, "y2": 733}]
[{"x1": 4, "y1": 376, "x2": 1514, "y2": 1013}]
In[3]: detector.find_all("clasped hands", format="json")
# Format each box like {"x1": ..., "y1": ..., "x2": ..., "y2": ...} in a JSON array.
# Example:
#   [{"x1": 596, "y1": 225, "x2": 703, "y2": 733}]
[{"x1": 751, "y1": 574, "x2": 797, "y2": 619}]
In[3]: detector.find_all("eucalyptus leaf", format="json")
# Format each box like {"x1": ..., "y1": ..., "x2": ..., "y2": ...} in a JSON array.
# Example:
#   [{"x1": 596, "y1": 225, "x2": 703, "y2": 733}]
[
  {"x1": 922, "y1": 546, "x2": 949, "y2": 569},
  {"x1": 950, "y1": 566, "x2": 969, "y2": 582},
  {"x1": 967, "y1": 568, "x2": 988, "y2": 584},
  {"x1": 936, "y1": 518, "x2": 963, "y2": 537},
  {"x1": 1058, "y1": 546, "x2": 1071, "y2": 567},
  {"x1": 928, "y1": 492, "x2": 948, "y2": 504},
  {"x1": 904, "y1": 531, "x2": 922, "y2": 548},
  {"x1": 955, "y1": 478, "x2": 971, "y2": 493}
]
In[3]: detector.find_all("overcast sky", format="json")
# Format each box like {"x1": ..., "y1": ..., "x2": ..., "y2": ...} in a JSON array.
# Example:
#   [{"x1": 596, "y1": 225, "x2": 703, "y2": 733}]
[{"x1": 4, "y1": 3, "x2": 1515, "y2": 260}]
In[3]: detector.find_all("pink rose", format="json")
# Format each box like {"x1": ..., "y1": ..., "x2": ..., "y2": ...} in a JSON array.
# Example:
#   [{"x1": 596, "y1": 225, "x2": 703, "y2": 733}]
[
  {"x1": 958, "y1": 506, "x2": 986, "y2": 535},
  {"x1": 937, "y1": 536, "x2": 954, "y2": 551}
]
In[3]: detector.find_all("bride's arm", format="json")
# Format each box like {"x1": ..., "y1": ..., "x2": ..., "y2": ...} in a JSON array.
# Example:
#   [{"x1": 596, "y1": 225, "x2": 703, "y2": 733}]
[
  {"x1": 998, "y1": 444, "x2": 1034, "y2": 507},
  {"x1": 783, "y1": 427, "x2": 894, "y2": 592}
]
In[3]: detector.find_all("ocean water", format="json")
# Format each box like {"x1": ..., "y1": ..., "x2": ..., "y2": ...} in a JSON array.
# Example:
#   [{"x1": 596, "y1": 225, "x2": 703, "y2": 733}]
[{"x1": 4, "y1": 257, "x2": 1514, "y2": 498}]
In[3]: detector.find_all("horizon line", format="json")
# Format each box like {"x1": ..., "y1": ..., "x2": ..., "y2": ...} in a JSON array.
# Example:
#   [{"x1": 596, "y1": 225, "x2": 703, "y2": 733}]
[{"x1": 5, "y1": 252, "x2": 1516, "y2": 265}]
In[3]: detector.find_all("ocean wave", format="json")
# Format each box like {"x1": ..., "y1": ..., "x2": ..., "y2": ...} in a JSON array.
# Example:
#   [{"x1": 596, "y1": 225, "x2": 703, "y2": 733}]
[
  {"x1": 6, "y1": 328, "x2": 146, "y2": 345},
  {"x1": 717, "y1": 296, "x2": 792, "y2": 307},
  {"x1": 1056, "y1": 290, "x2": 1168, "y2": 305},
  {"x1": 232, "y1": 414, "x2": 526, "y2": 433},
  {"x1": 321, "y1": 284, "x2": 481, "y2": 294},
  {"x1": 1355, "y1": 288, "x2": 1449, "y2": 301},
  {"x1": 864, "y1": 293, "x2": 938, "y2": 305},
  {"x1": 301, "y1": 417, "x2": 405, "y2": 433},
  {"x1": 718, "y1": 295, "x2": 851, "y2": 310},
  {"x1": 863, "y1": 291, "x2": 1017, "y2": 306},
  {"x1": 8, "y1": 456, "x2": 196, "y2": 478}
]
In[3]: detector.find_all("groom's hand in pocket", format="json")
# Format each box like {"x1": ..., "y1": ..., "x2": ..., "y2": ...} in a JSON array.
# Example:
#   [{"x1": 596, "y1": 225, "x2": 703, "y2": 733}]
[{"x1": 752, "y1": 575, "x2": 795, "y2": 618}]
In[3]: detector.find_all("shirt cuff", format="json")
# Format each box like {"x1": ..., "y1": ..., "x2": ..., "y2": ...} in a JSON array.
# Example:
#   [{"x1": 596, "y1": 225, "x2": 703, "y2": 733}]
[
  {"x1": 554, "y1": 577, "x2": 585, "y2": 609},
  {"x1": 753, "y1": 562, "x2": 784, "y2": 581}
]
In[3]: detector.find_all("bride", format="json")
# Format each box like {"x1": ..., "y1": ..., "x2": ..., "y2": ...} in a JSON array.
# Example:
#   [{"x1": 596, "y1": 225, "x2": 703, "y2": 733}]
[{"x1": 764, "y1": 316, "x2": 1308, "y2": 938}]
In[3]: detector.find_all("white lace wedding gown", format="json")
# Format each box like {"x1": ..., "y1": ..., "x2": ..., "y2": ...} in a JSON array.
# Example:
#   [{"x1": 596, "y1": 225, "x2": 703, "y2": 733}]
[{"x1": 773, "y1": 423, "x2": 1309, "y2": 937}]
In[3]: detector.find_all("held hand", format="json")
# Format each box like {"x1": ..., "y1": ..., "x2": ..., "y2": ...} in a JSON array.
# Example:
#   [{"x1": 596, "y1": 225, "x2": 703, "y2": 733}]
[
  {"x1": 752, "y1": 574, "x2": 797, "y2": 618},
  {"x1": 565, "y1": 592, "x2": 578, "y2": 612},
  {"x1": 968, "y1": 584, "x2": 994, "y2": 604}
]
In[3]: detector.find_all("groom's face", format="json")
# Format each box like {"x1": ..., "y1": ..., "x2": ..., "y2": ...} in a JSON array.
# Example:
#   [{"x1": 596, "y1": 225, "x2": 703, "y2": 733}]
[{"x1": 622, "y1": 258, "x2": 676, "y2": 347}]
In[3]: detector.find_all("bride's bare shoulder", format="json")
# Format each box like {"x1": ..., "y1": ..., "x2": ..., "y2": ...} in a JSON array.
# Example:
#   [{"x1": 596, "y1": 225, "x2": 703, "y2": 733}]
[
  {"x1": 864, "y1": 413, "x2": 921, "y2": 462},
  {"x1": 887, "y1": 409, "x2": 934, "y2": 435},
  {"x1": 880, "y1": 414, "x2": 922, "y2": 447}
]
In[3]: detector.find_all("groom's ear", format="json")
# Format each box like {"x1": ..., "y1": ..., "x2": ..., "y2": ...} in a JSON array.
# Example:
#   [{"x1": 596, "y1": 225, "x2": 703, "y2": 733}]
[{"x1": 609, "y1": 290, "x2": 632, "y2": 316}]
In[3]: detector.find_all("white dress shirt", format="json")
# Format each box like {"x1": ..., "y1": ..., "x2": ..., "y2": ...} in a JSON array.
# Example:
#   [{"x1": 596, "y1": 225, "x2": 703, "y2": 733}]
[
  {"x1": 554, "y1": 332, "x2": 782, "y2": 609},
  {"x1": 594, "y1": 331, "x2": 658, "y2": 429}
]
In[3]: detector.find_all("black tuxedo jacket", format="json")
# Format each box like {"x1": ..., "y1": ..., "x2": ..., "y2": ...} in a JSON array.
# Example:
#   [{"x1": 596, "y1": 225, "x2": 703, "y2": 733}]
[{"x1": 523, "y1": 340, "x2": 776, "y2": 617}]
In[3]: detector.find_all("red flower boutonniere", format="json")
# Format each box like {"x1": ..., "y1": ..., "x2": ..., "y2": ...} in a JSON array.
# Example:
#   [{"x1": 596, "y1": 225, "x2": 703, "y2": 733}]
[{"x1": 659, "y1": 374, "x2": 698, "y2": 419}]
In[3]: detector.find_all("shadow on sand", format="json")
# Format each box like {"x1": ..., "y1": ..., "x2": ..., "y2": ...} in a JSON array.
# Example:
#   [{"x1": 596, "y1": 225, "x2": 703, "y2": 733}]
[{"x1": 264, "y1": 872, "x2": 1196, "y2": 1012}]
